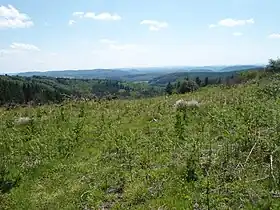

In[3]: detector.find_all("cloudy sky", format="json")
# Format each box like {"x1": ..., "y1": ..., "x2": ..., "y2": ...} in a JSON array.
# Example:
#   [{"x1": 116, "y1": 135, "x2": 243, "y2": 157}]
[{"x1": 0, "y1": 0, "x2": 280, "y2": 73}]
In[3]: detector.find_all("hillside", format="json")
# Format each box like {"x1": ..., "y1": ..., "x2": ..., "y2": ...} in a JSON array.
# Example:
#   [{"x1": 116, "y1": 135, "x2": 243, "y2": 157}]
[
  {"x1": 1, "y1": 72, "x2": 280, "y2": 209},
  {"x1": 0, "y1": 69, "x2": 259, "y2": 106},
  {"x1": 0, "y1": 75, "x2": 163, "y2": 105}
]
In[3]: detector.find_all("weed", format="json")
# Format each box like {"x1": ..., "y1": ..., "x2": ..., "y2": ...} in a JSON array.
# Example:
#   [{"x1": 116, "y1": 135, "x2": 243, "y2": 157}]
[{"x1": 2, "y1": 75, "x2": 280, "y2": 209}]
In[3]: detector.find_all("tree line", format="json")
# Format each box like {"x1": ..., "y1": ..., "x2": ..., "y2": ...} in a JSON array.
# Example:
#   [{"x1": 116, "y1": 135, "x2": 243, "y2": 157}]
[
  {"x1": 165, "y1": 75, "x2": 235, "y2": 95},
  {"x1": 165, "y1": 58, "x2": 280, "y2": 95},
  {"x1": 0, "y1": 75, "x2": 163, "y2": 106}
]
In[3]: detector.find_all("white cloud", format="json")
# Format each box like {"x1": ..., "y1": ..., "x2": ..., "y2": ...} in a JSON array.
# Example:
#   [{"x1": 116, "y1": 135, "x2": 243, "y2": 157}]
[
  {"x1": 0, "y1": 5, "x2": 33, "y2": 29},
  {"x1": 85, "y1": 12, "x2": 121, "y2": 20},
  {"x1": 0, "y1": 42, "x2": 40, "y2": 59},
  {"x1": 72, "y1": 11, "x2": 121, "y2": 21},
  {"x1": 268, "y1": 33, "x2": 280, "y2": 39},
  {"x1": 10, "y1": 43, "x2": 40, "y2": 51},
  {"x1": 72, "y1": 12, "x2": 84, "y2": 18},
  {"x1": 68, "y1": 20, "x2": 76, "y2": 26},
  {"x1": 0, "y1": 49, "x2": 14, "y2": 58},
  {"x1": 209, "y1": 18, "x2": 254, "y2": 28},
  {"x1": 82, "y1": 12, "x2": 95, "y2": 18},
  {"x1": 140, "y1": 20, "x2": 168, "y2": 31},
  {"x1": 99, "y1": 38, "x2": 117, "y2": 44},
  {"x1": 233, "y1": 32, "x2": 243, "y2": 36}
]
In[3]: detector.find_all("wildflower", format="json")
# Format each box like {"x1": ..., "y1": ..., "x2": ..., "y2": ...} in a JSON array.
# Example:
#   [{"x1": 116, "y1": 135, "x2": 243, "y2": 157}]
[
  {"x1": 174, "y1": 99, "x2": 188, "y2": 110},
  {"x1": 14, "y1": 117, "x2": 32, "y2": 126},
  {"x1": 174, "y1": 99, "x2": 200, "y2": 111},
  {"x1": 186, "y1": 99, "x2": 200, "y2": 108}
]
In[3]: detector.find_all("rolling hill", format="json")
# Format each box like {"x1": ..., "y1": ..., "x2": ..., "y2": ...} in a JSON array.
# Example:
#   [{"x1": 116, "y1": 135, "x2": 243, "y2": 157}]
[
  {"x1": 219, "y1": 65, "x2": 264, "y2": 72},
  {"x1": 15, "y1": 65, "x2": 264, "y2": 83},
  {"x1": 149, "y1": 67, "x2": 264, "y2": 85}
]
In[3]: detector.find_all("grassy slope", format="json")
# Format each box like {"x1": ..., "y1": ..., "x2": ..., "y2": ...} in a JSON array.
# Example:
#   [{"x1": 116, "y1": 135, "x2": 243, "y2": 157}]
[{"x1": 1, "y1": 79, "x2": 280, "y2": 209}]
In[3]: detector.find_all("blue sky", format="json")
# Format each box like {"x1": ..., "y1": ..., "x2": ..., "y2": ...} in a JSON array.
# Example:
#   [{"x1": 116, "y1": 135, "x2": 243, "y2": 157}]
[{"x1": 0, "y1": 0, "x2": 280, "y2": 73}]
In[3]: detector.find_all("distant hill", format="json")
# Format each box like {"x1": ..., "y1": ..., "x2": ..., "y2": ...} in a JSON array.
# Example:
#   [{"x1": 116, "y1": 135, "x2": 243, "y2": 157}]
[
  {"x1": 18, "y1": 69, "x2": 130, "y2": 79},
  {"x1": 17, "y1": 69, "x2": 167, "y2": 82},
  {"x1": 220, "y1": 65, "x2": 264, "y2": 72},
  {"x1": 180, "y1": 69, "x2": 214, "y2": 72},
  {"x1": 15, "y1": 65, "x2": 264, "y2": 83},
  {"x1": 149, "y1": 67, "x2": 264, "y2": 85}
]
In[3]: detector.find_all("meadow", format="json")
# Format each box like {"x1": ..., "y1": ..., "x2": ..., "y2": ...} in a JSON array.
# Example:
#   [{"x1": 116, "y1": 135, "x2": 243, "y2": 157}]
[{"x1": 1, "y1": 74, "x2": 280, "y2": 209}]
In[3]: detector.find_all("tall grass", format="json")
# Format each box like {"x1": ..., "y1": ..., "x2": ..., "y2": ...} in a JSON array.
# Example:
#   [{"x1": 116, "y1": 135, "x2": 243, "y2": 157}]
[{"x1": 1, "y1": 76, "x2": 280, "y2": 209}]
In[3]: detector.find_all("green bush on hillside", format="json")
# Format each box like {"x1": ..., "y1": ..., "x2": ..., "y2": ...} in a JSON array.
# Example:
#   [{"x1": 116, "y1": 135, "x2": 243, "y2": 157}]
[
  {"x1": 177, "y1": 80, "x2": 199, "y2": 94},
  {"x1": 266, "y1": 58, "x2": 280, "y2": 73}
]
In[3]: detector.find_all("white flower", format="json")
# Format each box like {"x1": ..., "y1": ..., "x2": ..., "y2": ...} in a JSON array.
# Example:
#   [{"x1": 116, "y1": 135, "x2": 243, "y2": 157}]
[
  {"x1": 174, "y1": 99, "x2": 200, "y2": 110},
  {"x1": 14, "y1": 117, "x2": 32, "y2": 125},
  {"x1": 186, "y1": 99, "x2": 200, "y2": 107},
  {"x1": 174, "y1": 99, "x2": 188, "y2": 110}
]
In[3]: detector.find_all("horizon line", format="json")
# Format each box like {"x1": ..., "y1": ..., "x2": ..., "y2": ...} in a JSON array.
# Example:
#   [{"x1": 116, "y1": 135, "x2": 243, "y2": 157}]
[{"x1": 2, "y1": 63, "x2": 266, "y2": 74}]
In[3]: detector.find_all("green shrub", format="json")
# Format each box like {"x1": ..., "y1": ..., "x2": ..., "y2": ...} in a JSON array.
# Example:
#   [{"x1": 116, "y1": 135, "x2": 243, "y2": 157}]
[{"x1": 177, "y1": 80, "x2": 199, "y2": 94}]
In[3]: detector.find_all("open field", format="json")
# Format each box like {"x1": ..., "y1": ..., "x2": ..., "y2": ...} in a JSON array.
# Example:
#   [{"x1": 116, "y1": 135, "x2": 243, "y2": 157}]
[{"x1": 1, "y1": 76, "x2": 280, "y2": 209}]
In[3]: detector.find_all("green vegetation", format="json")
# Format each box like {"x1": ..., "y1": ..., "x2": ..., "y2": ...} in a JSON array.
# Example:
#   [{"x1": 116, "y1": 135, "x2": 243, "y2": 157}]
[
  {"x1": 1, "y1": 59, "x2": 280, "y2": 209},
  {"x1": 149, "y1": 67, "x2": 264, "y2": 86},
  {"x1": 163, "y1": 68, "x2": 268, "y2": 95},
  {"x1": 1, "y1": 66, "x2": 265, "y2": 106},
  {"x1": 177, "y1": 80, "x2": 199, "y2": 94},
  {"x1": 0, "y1": 75, "x2": 163, "y2": 106}
]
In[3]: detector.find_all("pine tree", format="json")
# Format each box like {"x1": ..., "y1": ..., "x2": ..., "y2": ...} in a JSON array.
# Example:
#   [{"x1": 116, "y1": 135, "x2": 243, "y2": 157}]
[
  {"x1": 195, "y1": 77, "x2": 202, "y2": 86},
  {"x1": 176, "y1": 81, "x2": 181, "y2": 90},
  {"x1": 204, "y1": 77, "x2": 209, "y2": 86},
  {"x1": 165, "y1": 82, "x2": 173, "y2": 95}
]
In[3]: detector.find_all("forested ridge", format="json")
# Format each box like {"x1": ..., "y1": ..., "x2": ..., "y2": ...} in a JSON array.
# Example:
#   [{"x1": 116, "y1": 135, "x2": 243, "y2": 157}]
[
  {"x1": 0, "y1": 59, "x2": 277, "y2": 106},
  {"x1": 0, "y1": 75, "x2": 163, "y2": 105}
]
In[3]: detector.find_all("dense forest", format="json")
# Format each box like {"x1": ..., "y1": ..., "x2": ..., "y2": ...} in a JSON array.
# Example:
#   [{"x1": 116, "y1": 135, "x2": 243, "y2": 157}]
[{"x1": 0, "y1": 75, "x2": 163, "y2": 106}]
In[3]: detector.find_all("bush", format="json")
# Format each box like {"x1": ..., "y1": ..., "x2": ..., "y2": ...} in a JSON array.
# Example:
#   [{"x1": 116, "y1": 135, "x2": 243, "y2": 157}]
[
  {"x1": 266, "y1": 58, "x2": 280, "y2": 73},
  {"x1": 258, "y1": 79, "x2": 280, "y2": 99},
  {"x1": 177, "y1": 80, "x2": 199, "y2": 94}
]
